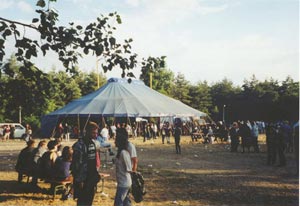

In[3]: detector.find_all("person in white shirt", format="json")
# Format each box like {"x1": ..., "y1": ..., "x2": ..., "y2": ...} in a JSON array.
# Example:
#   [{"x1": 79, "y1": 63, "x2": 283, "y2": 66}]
[
  {"x1": 100, "y1": 124, "x2": 110, "y2": 141},
  {"x1": 127, "y1": 140, "x2": 138, "y2": 172},
  {"x1": 114, "y1": 128, "x2": 132, "y2": 206},
  {"x1": 111, "y1": 124, "x2": 117, "y2": 139}
]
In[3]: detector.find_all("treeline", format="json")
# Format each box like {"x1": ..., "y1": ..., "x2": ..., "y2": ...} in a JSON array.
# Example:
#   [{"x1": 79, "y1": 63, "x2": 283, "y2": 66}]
[
  {"x1": 140, "y1": 65, "x2": 299, "y2": 124},
  {"x1": 0, "y1": 55, "x2": 299, "y2": 131},
  {"x1": 0, "y1": 55, "x2": 107, "y2": 129}
]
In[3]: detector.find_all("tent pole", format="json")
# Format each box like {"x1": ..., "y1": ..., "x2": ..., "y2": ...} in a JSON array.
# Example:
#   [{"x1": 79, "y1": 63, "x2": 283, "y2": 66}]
[
  {"x1": 102, "y1": 116, "x2": 106, "y2": 128},
  {"x1": 77, "y1": 114, "x2": 80, "y2": 136},
  {"x1": 83, "y1": 114, "x2": 91, "y2": 133},
  {"x1": 50, "y1": 116, "x2": 60, "y2": 138}
]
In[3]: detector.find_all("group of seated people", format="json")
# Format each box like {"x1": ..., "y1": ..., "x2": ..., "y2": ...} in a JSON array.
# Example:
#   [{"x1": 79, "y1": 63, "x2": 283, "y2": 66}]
[{"x1": 15, "y1": 139, "x2": 73, "y2": 199}]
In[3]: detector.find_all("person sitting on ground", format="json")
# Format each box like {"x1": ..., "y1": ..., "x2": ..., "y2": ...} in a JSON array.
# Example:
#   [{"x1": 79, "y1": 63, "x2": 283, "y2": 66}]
[
  {"x1": 31, "y1": 140, "x2": 48, "y2": 186},
  {"x1": 39, "y1": 140, "x2": 58, "y2": 179},
  {"x1": 15, "y1": 139, "x2": 36, "y2": 183}
]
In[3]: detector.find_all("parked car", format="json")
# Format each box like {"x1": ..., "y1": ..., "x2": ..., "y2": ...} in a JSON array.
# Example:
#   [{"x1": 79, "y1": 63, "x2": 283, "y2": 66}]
[{"x1": 0, "y1": 123, "x2": 26, "y2": 139}]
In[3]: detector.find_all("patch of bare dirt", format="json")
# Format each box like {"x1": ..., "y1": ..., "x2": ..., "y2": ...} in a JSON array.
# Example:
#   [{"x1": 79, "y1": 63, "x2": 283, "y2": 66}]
[{"x1": 0, "y1": 135, "x2": 298, "y2": 206}]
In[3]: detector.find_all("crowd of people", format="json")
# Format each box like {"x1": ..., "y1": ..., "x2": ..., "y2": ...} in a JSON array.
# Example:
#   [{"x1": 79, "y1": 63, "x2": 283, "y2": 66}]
[
  {"x1": 13, "y1": 118, "x2": 298, "y2": 205},
  {"x1": 15, "y1": 121, "x2": 138, "y2": 206}
]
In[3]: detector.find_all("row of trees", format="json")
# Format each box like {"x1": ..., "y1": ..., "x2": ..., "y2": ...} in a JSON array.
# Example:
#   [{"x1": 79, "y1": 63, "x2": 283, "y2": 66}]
[
  {"x1": 0, "y1": 55, "x2": 298, "y2": 131},
  {"x1": 140, "y1": 66, "x2": 299, "y2": 124},
  {"x1": 0, "y1": 55, "x2": 106, "y2": 128}
]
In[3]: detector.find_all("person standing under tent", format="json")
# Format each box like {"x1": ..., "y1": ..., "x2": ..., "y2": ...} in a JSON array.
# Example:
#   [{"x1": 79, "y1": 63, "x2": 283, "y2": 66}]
[
  {"x1": 63, "y1": 123, "x2": 70, "y2": 141},
  {"x1": 152, "y1": 122, "x2": 158, "y2": 139},
  {"x1": 161, "y1": 123, "x2": 166, "y2": 144},
  {"x1": 111, "y1": 123, "x2": 117, "y2": 139},
  {"x1": 100, "y1": 124, "x2": 110, "y2": 141},
  {"x1": 165, "y1": 122, "x2": 171, "y2": 144},
  {"x1": 58, "y1": 123, "x2": 64, "y2": 138}
]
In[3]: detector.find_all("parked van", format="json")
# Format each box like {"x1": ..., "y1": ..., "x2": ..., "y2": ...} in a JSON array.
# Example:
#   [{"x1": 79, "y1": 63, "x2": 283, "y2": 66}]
[{"x1": 0, "y1": 123, "x2": 26, "y2": 139}]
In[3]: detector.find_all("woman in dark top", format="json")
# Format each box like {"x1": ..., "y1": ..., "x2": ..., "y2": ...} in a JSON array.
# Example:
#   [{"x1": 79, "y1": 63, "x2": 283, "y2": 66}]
[
  {"x1": 54, "y1": 146, "x2": 73, "y2": 181},
  {"x1": 54, "y1": 146, "x2": 73, "y2": 200}
]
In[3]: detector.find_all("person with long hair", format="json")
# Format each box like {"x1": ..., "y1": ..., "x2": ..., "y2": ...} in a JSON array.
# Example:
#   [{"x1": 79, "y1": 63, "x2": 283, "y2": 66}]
[{"x1": 114, "y1": 128, "x2": 132, "y2": 206}]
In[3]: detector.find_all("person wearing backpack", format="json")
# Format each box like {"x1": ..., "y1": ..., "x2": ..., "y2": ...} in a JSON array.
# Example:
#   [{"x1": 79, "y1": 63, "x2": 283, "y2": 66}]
[{"x1": 114, "y1": 128, "x2": 132, "y2": 206}]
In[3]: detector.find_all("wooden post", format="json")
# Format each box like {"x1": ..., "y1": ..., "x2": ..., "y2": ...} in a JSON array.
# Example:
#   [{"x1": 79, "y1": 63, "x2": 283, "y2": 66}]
[{"x1": 150, "y1": 72, "x2": 153, "y2": 89}]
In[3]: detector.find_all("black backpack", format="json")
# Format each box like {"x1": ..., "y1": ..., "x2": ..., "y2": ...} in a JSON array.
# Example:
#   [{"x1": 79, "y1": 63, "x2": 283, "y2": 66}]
[{"x1": 131, "y1": 172, "x2": 146, "y2": 203}]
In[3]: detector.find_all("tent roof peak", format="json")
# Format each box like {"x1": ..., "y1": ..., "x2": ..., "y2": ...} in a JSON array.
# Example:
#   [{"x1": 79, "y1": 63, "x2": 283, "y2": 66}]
[{"x1": 108, "y1": 77, "x2": 145, "y2": 85}]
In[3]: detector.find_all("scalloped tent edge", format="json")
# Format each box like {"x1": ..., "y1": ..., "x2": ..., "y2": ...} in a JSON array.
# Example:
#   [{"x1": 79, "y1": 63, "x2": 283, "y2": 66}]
[{"x1": 41, "y1": 77, "x2": 206, "y2": 137}]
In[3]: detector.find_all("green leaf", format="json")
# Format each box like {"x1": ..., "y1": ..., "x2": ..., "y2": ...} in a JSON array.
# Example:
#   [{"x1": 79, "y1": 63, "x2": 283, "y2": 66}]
[
  {"x1": 32, "y1": 18, "x2": 39, "y2": 23},
  {"x1": 95, "y1": 45, "x2": 103, "y2": 56},
  {"x1": 76, "y1": 25, "x2": 83, "y2": 30},
  {"x1": 36, "y1": 0, "x2": 46, "y2": 8},
  {"x1": 109, "y1": 37, "x2": 116, "y2": 46},
  {"x1": 17, "y1": 48, "x2": 23, "y2": 56},
  {"x1": 83, "y1": 47, "x2": 89, "y2": 55},
  {"x1": 41, "y1": 44, "x2": 49, "y2": 56},
  {"x1": 3, "y1": 29, "x2": 12, "y2": 39},
  {"x1": 116, "y1": 15, "x2": 122, "y2": 24},
  {"x1": 25, "y1": 50, "x2": 31, "y2": 59}
]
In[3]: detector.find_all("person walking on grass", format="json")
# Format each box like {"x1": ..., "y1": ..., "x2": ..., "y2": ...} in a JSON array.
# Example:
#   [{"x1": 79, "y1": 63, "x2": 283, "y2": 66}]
[
  {"x1": 174, "y1": 124, "x2": 182, "y2": 154},
  {"x1": 229, "y1": 122, "x2": 240, "y2": 152},
  {"x1": 72, "y1": 122, "x2": 101, "y2": 206},
  {"x1": 114, "y1": 128, "x2": 132, "y2": 206}
]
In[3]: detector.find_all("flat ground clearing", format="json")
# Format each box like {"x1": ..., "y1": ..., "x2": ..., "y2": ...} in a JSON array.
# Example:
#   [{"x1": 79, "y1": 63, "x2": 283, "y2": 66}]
[{"x1": 0, "y1": 135, "x2": 298, "y2": 206}]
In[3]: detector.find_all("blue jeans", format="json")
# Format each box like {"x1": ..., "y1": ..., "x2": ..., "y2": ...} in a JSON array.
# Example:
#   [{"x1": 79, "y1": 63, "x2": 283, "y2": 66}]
[{"x1": 114, "y1": 186, "x2": 131, "y2": 206}]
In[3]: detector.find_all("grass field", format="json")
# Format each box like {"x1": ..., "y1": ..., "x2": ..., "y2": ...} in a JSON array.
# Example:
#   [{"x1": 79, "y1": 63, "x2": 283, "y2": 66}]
[{"x1": 0, "y1": 135, "x2": 298, "y2": 206}]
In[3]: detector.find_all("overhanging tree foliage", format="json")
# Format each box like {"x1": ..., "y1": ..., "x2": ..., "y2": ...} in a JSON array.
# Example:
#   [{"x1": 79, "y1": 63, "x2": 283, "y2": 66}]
[{"x1": 0, "y1": 0, "x2": 138, "y2": 78}]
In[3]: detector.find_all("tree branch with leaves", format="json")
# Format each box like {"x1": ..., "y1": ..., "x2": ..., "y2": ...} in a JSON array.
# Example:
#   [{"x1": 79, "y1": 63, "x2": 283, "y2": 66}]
[{"x1": 0, "y1": 0, "x2": 138, "y2": 78}]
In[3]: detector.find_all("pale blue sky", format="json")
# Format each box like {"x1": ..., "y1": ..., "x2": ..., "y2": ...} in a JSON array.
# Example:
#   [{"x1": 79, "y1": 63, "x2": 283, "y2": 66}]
[{"x1": 1, "y1": 0, "x2": 299, "y2": 85}]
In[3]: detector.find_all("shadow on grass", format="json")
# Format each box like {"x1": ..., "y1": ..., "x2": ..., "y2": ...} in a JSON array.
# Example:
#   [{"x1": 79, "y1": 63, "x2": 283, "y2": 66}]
[
  {"x1": 137, "y1": 142, "x2": 299, "y2": 206},
  {"x1": 141, "y1": 169, "x2": 299, "y2": 206},
  {"x1": 0, "y1": 180, "x2": 51, "y2": 202}
]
